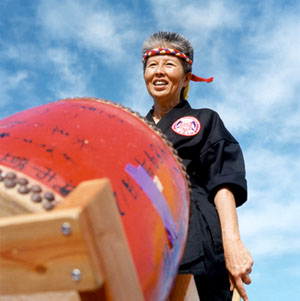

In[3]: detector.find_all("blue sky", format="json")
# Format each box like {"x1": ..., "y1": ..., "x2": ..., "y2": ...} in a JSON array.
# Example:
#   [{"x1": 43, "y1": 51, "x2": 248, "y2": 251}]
[{"x1": 1, "y1": 0, "x2": 300, "y2": 299}]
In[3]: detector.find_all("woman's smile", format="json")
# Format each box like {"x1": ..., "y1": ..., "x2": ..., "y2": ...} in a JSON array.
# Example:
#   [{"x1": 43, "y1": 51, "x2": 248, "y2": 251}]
[
  {"x1": 153, "y1": 79, "x2": 168, "y2": 91},
  {"x1": 153, "y1": 80, "x2": 168, "y2": 87}
]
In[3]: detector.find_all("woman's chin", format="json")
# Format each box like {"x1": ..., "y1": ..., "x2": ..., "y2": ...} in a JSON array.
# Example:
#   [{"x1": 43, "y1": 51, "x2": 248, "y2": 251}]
[{"x1": 151, "y1": 88, "x2": 169, "y2": 99}]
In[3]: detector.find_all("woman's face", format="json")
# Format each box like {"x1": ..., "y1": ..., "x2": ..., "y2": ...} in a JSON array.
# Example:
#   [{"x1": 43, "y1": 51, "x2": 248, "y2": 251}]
[{"x1": 144, "y1": 55, "x2": 190, "y2": 105}]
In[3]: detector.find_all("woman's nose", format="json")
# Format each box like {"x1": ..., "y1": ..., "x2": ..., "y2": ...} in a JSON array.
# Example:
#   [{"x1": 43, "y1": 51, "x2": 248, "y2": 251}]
[{"x1": 155, "y1": 64, "x2": 165, "y2": 76}]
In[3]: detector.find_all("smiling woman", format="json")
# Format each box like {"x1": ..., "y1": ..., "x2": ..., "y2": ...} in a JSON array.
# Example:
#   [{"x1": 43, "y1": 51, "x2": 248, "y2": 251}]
[{"x1": 142, "y1": 32, "x2": 253, "y2": 301}]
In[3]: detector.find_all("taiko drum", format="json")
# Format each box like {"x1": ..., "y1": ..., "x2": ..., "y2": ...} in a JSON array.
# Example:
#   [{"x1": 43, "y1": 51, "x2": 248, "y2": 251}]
[{"x1": 0, "y1": 98, "x2": 190, "y2": 300}]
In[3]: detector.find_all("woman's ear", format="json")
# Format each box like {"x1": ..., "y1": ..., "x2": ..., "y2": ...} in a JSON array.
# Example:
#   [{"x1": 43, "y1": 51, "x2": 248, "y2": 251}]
[{"x1": 183, "y1": 72, "x2": 192, "y2": 87}]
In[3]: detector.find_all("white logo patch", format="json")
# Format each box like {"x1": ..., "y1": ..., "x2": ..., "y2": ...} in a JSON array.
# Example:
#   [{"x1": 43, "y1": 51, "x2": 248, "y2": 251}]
[{"x1": 171, "y1": 116, "x2": 201, "y2": 136}]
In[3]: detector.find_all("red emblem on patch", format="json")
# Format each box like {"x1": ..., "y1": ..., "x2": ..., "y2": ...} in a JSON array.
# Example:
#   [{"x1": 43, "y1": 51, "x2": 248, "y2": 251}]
[{"x1": 171, "y1": 116, "x2": 201, "y2": 136}]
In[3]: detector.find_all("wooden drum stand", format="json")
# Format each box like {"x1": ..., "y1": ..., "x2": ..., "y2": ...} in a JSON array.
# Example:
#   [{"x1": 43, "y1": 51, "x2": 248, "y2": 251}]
[{"x1": 0, "y1": 178, "x2": 199, "y2": 300}]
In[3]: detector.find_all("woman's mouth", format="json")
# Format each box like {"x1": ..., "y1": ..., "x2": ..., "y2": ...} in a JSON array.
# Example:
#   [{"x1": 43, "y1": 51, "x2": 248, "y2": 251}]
[{"x1": 154, "y1": 80, "x2": 168, "y2": 86}]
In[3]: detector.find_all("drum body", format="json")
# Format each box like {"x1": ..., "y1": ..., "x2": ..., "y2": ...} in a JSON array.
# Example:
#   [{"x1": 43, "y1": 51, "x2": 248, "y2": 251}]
[{"x1": 0, "y1": 98, "x2": 190, "y2": 300}]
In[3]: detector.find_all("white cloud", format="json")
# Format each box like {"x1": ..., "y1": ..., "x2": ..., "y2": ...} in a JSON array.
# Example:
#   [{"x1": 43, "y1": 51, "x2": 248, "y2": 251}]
[
  {"x1": 203, "y1": 5, "x2": 300, "y2": 137},
  {"x1": 31, "y1": 0, "x2": 145, "y2": 103},
  {"x1": 0, "y1": 42, "x2": 40, "y2": 66},
  {"x1": 245, "y1": 147, "x2": 299, "y2": 195},
  {"x1": 276, "y1": 111, "x2": 300, "y2": 143},
  {"x1": 121, "y1": 61, "x2": 153, "y2": 116},
  {"x1": 0, "y1": 69, "x2": 28, "y2": 108},
  {"x1": 46, "y1": 47, "x2": 90, "y2": 98},
  {"x1": 0, "y1": 0, "x2": 146, "y2": 118},
  {"x1": 239, "y1": 201, "x2": 300, "y2": 257},
  {"x1": 150, "y1": 0, "x2": 241, "y2": 34},
  {"x1": 238, "y1": 147, "x2": 300, "y2": 258},
  {"x1": 37, "y1": 0, "x2": 138, "y2": 64},
  {"x1": 7, "y1": 71, "x2": 28, "y2": 88}
]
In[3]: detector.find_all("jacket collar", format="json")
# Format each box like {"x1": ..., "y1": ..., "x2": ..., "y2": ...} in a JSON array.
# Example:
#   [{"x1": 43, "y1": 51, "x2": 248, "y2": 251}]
[{"x1": 146, "y1": 100, "x2": 192, "y2": 132}]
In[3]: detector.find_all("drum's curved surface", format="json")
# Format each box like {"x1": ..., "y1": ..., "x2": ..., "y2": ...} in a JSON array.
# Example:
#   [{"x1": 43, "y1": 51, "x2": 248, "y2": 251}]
[{"x1": 0, "y1": 98, "x2": 190, "y2": 300}]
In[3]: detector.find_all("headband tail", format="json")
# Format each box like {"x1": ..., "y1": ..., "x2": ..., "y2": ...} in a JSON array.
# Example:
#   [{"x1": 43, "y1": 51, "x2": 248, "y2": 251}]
[{"x1": 191, "y1": 74, "x2": 214, "y2": 83}]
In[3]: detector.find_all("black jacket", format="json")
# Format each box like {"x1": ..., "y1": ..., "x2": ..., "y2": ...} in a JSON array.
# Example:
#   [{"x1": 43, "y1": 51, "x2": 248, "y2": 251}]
[{"x1": 146, "y1": 100, "x2": 247, "y2": 266}]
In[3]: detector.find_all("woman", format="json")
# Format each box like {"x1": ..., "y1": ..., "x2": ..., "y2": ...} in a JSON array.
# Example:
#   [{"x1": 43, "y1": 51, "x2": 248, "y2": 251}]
[{"x1": 142, "y1": 32, "x2": 253, "y2": 301}]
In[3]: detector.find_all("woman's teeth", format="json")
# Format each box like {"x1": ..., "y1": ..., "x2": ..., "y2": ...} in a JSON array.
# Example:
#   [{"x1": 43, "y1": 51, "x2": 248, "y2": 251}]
[{"x1": 154, "y1": 81, "x2": 167, "y2": 85}]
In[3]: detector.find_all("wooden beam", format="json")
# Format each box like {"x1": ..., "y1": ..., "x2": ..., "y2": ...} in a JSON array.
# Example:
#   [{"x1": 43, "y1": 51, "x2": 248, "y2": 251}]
[
  {"x1": 60, "y1": 178, "x2": 144, "y2": 301},
  {"x1": 168, "y1": 274, "x2": 199, "y2": 301},
  {"x1": 0, "y1": 291, "x2": 81, "y2": 301},
  {"x1": 0, "y1": 178, "x2": 144, "y2": 300},
  {"x1": 0, "y1": 208, "x2": 101, "y2": 295},
  {"x1": 232, "y1": 289, "x2": 241, "y2": 301}
]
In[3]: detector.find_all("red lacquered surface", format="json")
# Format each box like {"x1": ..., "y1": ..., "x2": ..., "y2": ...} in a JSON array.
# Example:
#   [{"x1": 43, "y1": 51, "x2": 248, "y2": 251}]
[{"x1": 0, "y1": 98, "x2": 190, "y2": 300}]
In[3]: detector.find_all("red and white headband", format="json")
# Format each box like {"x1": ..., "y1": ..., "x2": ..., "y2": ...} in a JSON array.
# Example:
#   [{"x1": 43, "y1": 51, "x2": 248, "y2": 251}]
[{"x1": 143, "y1": 47, "x2": 214, "y2": 83}]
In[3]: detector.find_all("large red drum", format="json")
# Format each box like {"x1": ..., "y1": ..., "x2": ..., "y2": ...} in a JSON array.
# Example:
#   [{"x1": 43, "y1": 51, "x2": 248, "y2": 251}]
[{"x1": 0, "y1": 98, "x2": 190, "y2": 300}]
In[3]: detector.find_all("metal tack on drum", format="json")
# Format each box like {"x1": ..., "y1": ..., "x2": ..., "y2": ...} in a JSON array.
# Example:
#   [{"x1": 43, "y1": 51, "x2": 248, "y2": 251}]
[
  {"x1": 44, "y1": 192, "x2": 55, "y2": 202},
  {"x1": 4, "y1": 178, "x2": 17, "y2": 188},
  {"x1": 43, "y1": 201, "x2": 54, "y2": 210},
  {"x1": 31, "y1": 185, "x2": 42, "y2": 193},
  {"x1": 5, "y1": 172, "x2": 17, "y2": 180},
  {"x1": 18, "y1": 185, "x2": 30, "y2": 194},
  {"x1": 31, "y1": 193, "x2": 42, "y2": 203},
  {"x1": 17, "y1": 178, "x2": 29, "y2": 185}
]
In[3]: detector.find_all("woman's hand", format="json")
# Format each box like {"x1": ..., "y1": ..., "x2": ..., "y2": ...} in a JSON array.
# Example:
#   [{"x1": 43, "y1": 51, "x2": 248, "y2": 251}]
[
  {"x1": 223, "y1": 236, "x2": 253, "y2": 300},
  {"x1": 214, "y1": 187, "x2": 253, "y2": 301}
]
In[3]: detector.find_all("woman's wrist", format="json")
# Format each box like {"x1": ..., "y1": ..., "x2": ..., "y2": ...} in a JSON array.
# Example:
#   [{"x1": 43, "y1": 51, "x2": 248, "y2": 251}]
[{"x1": 222, "y1": 230, "x2": 241, "y2": 242}]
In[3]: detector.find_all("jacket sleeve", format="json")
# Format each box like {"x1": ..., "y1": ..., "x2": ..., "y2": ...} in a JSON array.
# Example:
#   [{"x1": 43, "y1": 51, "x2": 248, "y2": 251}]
[{"x1": 199, "y1": 111, "x2": 247, "y2": 207}]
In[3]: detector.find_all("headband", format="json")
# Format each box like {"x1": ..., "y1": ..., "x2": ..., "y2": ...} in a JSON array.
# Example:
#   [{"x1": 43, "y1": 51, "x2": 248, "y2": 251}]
[{"x1": 142, "y1": 47, "x2": 214, "y2": 84}]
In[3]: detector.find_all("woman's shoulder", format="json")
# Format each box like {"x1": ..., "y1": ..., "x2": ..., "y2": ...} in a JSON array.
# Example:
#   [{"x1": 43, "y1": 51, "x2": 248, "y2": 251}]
[
  {"x1": 188, "y1": 105, "x2": 235, "y2": 140},
  {"x1": 188, "y1": 106, "x2": 222, "y2": 123},
  {"x1": 192, "y1": 107, "x2": 217, "y2": 114}
]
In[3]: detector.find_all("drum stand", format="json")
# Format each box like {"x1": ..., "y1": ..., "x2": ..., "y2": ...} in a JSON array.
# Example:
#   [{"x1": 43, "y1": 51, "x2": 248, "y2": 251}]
[{"x1": 0, "y1": 179, "x2": 199, "y2": 301}]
